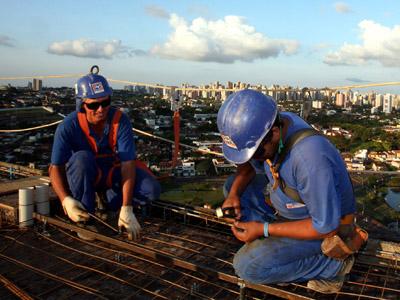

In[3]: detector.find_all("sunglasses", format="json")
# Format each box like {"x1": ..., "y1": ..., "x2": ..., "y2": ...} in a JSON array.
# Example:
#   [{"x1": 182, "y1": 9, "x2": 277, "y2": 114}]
[{"x1": 84, "y1": 98, "x2": 111, "y2": 110}]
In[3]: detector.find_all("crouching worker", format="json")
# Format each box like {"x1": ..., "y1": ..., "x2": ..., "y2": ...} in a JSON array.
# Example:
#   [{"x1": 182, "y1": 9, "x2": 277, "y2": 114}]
[
  {"x1": 217, "y1": 90, "x2": 367, "y2": 293},
  {"x1": 49, "y1": 66, "x2": 161, "y2": 241}
]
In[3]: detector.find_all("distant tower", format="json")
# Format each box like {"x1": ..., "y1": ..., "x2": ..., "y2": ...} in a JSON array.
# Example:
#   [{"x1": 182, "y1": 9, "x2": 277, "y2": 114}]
[
  {"x1": 335, "y1": 92, "x2": 345, "y2": 107},
  {"x1": 375, "y1": 94, "x2": 383, "y2": 108},
  {"x1": 383, "y1": 94, "x2": 393, "y2": 114},
  {"x1": 33, "y1": 79, "x2": 42, "y2": 91}
]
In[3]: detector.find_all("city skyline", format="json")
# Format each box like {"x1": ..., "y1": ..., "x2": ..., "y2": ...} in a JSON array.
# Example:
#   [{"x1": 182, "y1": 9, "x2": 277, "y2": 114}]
[{"x1": 1, "y1": 1, "x2": 400, "y2": 92}]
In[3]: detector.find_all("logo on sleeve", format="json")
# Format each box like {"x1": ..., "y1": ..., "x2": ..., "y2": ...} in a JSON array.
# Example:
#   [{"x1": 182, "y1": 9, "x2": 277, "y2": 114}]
[{"x1": 91, "y1": 82, "x2": 105, "y2": 94}]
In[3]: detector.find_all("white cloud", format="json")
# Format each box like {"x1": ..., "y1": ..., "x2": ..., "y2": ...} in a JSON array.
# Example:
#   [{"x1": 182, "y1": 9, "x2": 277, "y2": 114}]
[
  {"x1": 151, "y1": 14, "x2": 299, "y2": 63},
  {"x1": 334, "y1": 2, "x2": 352, "y2": 14},
  {"x1": 48, "y1": 39, "x2": 144, "y2": 59},
  {"x1": 324, "y1": 20, "x2": 400, "y2": 67},
  {"x1": 145, "y1": 5, "x2": 169, "y2": 19},
  {"x1": 0, "y1": 34, "x2": 15, "y2": 47}
]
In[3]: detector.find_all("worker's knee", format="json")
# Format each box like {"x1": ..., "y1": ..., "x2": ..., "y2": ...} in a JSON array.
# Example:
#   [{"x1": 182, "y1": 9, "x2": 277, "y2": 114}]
[
  {"x1": 67, "y1": 151, "x2": 96, "y2": 177},
  {"x1": 233, "y1": 250, "x2": 269, "y2": 284},
  {"x1": 232, "y1": 239, "x2": 275, "y2": 284},
  {"x1": 145, "y1": 177, "x2": 161, "y2": 201},
  {"x1": 66, "y1": 151, "x2": 97, "y2": 180},
  {"x1": 134, "y1": 169, "x2": 161, "y2": 202}
]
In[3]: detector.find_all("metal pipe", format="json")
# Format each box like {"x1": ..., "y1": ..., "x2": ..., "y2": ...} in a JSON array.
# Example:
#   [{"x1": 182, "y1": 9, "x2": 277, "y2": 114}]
[
  {"x1": 18, "y1": 187, "x2": 34, "y2": 228},
  {"x1": 35, "y1": 184, "x2": 49, "y2": 216}
]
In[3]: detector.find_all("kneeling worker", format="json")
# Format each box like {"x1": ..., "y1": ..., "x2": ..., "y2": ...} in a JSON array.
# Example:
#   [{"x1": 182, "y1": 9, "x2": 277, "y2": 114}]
[
  {"x1": 218, "y1": 89, "x2": 366, "y2": 293},
  {"x1": 50, "y1": 66, "x2": 160, "y2": 241}
]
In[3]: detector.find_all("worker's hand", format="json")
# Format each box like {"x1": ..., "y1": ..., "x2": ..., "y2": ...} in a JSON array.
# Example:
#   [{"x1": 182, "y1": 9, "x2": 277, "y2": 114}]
[
  {"x1": 118, "y1": 206, "x2": 141, "y2": 241},
  {"x1": 62, "y1": 196, "x2": 90, "y2": 223},
  {"x1": 232, "y1": 221, "x2": 264, "y2": 243},
  {"x1": 222, "y1": 194, "x2": 241, "y2": 221}
]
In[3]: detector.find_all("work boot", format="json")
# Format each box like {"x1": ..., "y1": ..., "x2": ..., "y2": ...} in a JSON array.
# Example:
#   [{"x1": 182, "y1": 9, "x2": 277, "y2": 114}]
[
  {"x1": 307, "y1": 255, "x2": 355, "y2": 294},
  {"x1": 95, "y1": 192, "x2": 108, "y2": 221},
  {"x1": 76, "y1": 222, "x2": 98, "y2": 241}
]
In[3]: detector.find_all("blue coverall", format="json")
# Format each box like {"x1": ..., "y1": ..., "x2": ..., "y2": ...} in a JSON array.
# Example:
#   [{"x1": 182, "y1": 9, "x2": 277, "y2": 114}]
[
  {"x1": 51, "y1": 107, "x2": 161, "y2": 213},
  {"x1": 225, "y1": 112, "x2": 355, "y2": 284}
]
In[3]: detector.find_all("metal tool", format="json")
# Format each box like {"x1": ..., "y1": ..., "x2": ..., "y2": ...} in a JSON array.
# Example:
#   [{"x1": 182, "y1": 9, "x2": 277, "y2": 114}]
[{"x1": 215, "y1": 207, "x2": 237, "y2": 218}]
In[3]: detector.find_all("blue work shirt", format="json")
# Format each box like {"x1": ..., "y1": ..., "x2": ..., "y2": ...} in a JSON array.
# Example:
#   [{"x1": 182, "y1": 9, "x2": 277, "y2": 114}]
[
  {"x1": 262, "y1": 112, "x2": 355, "y2": 234},
  {"x1": 51, "y1": 107, "x2": 136, "y2": 165}
]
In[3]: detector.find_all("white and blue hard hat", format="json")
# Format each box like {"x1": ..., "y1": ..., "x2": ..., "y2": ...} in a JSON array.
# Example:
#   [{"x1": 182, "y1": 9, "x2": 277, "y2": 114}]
[
  {"x1": 217, "y1": 89, "x2": 278, "y2": 164},
  {"x1": 75, "y1": 65, "x2": 113, "y2": 111}
]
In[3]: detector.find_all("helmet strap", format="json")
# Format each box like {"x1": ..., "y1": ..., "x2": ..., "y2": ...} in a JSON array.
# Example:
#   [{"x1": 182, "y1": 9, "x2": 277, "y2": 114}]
[{"x1": 278, "y1": 127, "x2": 284, "y2": 154}]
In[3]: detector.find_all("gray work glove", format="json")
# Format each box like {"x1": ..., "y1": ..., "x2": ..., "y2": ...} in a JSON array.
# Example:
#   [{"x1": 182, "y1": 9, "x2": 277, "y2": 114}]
[
  {"x1": 62, "y1": 196, "x2": 90, "y2": 223},
  {"x1": 118, "y1": 206, "x2": 141, "y2": 240}
]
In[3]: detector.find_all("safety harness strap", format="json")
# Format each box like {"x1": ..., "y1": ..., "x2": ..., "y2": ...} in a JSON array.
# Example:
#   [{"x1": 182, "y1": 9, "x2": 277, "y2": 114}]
[
  {"x1": 77, "y1": 109, "x2": 122, "y2": 188},
  {"x1": 109, "y1": 110, "x2": 122, "y2": 153},
  {"x1": 77, "y1": 109, "x2": 122, "y2": 155},
  {"x1": 267, "y1": 128, "x2": 320, "y2": 204},
  {"x1": 77, "y1": 112, "x2": 98, "y2": 153}
]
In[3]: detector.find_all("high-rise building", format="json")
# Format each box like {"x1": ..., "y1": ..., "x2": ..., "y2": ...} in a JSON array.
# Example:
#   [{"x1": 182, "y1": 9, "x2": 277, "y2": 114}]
[
  {"x1": 375, "y1": 94, "x2": 383, "y2": 108},
  {"x1": 394, "y1": 95, "x2": 400, "y2": 110},
  {"x1": 32, "y1": 78, "x2": 42, "y2": 91},
  {"x1": 383, "y1": 93, "x2": 393, "y2": 114},
  {"x1": 335, "y1": 92, "x2": 345, "y2": 107},
  {"x1": 352, "y1": 91, "x2": 359, "y2": 104}
]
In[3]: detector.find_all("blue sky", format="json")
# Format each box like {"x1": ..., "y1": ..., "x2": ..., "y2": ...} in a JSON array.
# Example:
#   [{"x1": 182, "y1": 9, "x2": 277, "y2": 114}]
[{"x1": 1, "y1": 0, "x2": 400, "y2": 92}]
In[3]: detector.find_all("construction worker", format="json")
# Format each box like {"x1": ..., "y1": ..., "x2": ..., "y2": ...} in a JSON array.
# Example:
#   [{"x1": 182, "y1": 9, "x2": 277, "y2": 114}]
[
  {"x1": 217, "y1": 89, "x2": 358, "y2": 293},
  {"x1": 49, "y1": 66, "x2": 160, "y2": 241}
]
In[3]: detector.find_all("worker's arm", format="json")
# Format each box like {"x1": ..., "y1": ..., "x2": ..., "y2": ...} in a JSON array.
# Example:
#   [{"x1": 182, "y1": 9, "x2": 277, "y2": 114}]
[
  {"x1": 232, "y1": 218, "x2": 337, "y2": 243},
  {"x1": 49, "y1": 164, "x2": 71, "y2": 203},
  {"x1": 121, "y1": 160, "x2": 135, "y2": 206},
  {"x1": 49, "y1": 164, "x2": 89, "y2": 222},
  {"x1": 223, "y1": 162, "x2": 256, "y2": 219}
]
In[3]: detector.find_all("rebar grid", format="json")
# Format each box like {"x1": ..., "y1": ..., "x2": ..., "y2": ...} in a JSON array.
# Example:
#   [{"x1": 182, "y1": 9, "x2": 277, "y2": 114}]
[
  {"x1": 0, "y1": 224, "x2": 255, "y2": 299},
  {"x1": 150, "y1": 202, "x2": 400, "y2": 300},
  {"x1": 1, "y1": 202, "x2": 399, "y2": 300}
]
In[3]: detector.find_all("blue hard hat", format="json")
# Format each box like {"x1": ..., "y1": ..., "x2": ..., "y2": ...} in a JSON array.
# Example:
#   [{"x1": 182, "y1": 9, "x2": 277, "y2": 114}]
[
  {"x1": 75, "y1": 65, "x2": 113, "y2": 111},
  {"x1": 217, "y1": 89, "x2": 278, "y2": 164}
]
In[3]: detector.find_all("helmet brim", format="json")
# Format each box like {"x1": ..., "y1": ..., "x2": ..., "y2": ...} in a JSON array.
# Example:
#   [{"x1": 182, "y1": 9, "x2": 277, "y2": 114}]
[{"x1": 222, "y1": 143, "x2": 256, "y2": 165}]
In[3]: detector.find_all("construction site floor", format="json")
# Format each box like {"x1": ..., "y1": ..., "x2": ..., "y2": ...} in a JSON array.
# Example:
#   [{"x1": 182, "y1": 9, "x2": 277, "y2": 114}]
[
  {"x1": 0, "y1": 205, "x2": 399, "y2": 299},
  {"x1": 0, "y1": 177, "x2": 399, "y2": 299}
]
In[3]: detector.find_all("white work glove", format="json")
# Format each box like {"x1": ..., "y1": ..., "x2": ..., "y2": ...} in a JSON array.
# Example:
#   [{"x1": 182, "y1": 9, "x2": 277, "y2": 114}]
[
  {"x1": 62, "y1": 196, "x2": 90, "y2": 223},
  {"x1": 118, "y1": 206, "x2": 141, "y2": 241}
]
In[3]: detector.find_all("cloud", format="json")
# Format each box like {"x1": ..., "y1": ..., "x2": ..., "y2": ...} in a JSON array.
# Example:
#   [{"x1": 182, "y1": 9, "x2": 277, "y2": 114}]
[
  {"x1": 346, "y1": 77, "x2": 371, "y2": 83},
  {"x1": 324, "y1": 20, "x2": 400, "y2": 67},
  {"x1": 145, "y1": 5, "x2": 169, "y2": 19},
  {"x1": 0, "y1": 34, "x2": 15, "y2": 47},
  {"x1": 48, "y1": 39, "x2": 145, "y2": 59},
  {"x1": 334, "y1": 2, "x2": 352, "y2": 14},
  {"x1": 151, "y1": 14, "x2": 299, "y2": 63}
]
